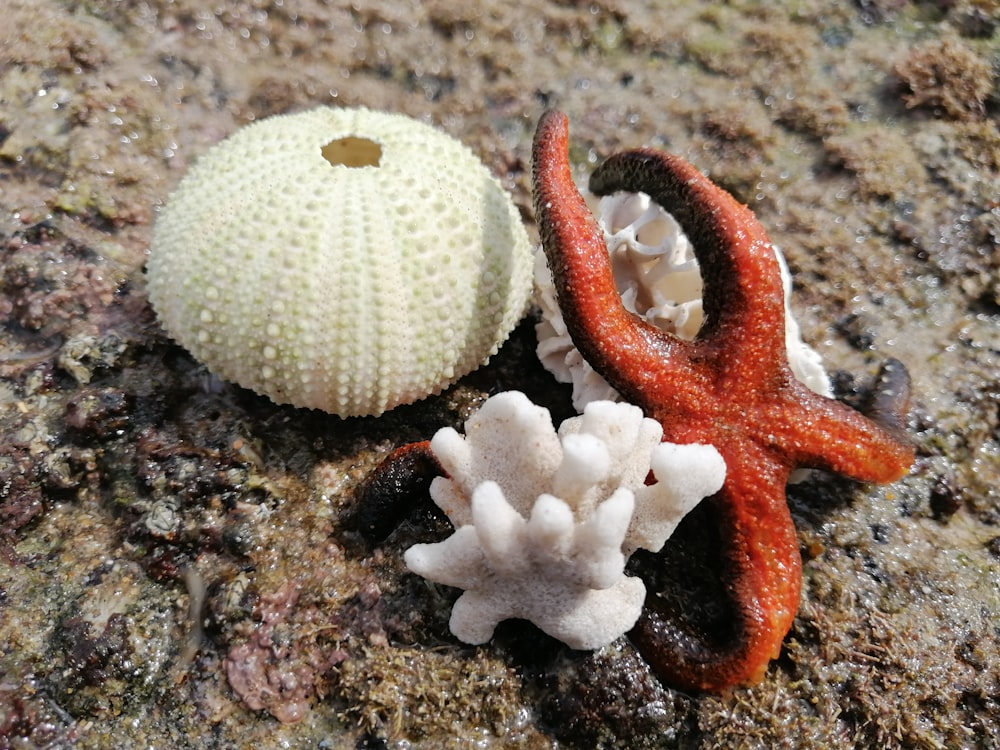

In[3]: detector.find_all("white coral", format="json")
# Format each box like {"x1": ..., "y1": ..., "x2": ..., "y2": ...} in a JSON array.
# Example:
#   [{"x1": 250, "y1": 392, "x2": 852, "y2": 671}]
[
  {"x1": 535, "y1": 191, "x2": 832, "y2": 411},
  {"x1": 403, "y1": 391, "x2": 725, "y2": 650}
]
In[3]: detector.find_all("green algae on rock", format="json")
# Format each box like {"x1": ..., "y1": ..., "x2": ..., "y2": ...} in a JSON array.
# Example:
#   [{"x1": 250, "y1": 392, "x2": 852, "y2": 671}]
[{"x1": 147, "y1": 107, "x2": 534, "y2": 417}]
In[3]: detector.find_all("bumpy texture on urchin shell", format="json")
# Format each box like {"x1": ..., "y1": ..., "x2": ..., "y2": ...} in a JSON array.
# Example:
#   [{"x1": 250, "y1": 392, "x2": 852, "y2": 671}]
[{"x1": 147, "y1": 107, "x2": 534, "y2": 417}]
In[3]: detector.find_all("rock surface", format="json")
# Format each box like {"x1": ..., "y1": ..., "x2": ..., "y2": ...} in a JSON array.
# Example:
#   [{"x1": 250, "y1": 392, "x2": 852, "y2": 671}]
[{"x1": 1, "y1": 1, "x2": 998, "y2": 747}]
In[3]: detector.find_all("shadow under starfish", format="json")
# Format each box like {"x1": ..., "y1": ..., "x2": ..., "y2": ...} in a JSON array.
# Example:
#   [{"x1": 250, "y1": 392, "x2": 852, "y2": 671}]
[{"x1": 531, "y1": 110, "x2": 915, "y2": 691}]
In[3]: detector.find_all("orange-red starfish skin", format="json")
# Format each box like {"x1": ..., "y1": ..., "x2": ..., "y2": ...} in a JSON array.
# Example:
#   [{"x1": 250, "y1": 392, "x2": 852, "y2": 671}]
[{"x1": 531, "y1": 110, "x2": 915, "y2": 691}]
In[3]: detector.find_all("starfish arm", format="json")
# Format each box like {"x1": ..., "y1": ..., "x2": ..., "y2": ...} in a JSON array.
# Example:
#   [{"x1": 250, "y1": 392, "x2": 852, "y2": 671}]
[
  {"x1": 766, "y1": 376, "x2": 915, "y2": 484},
  {"x1": 630, "y1": 446, "x2": 801, "y2": 691},
  {"x1": 589, "y1": 149, "x2": 787, "y2": 371},
  {"x1": 532, "y1": 111, "x2": 691, "y2": 401},
  {"x1": 354, "y1": 440, "x2": 439, "y2": 543}
]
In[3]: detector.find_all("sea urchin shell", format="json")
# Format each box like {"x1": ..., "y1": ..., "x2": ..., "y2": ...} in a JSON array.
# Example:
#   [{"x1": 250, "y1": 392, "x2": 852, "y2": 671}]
[{"x1": 147, "y1": 107, "x2": 534, "y2": 417}]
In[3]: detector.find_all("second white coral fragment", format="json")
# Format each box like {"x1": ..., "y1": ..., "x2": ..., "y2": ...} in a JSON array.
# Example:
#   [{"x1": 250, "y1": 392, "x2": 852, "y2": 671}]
[{"x1": 534, "y1": 190, "x2": 833, "y2": 411}]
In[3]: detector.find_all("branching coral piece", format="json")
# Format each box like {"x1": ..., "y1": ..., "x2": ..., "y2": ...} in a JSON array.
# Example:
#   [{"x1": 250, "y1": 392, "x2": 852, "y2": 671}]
[{"x1": 404, "y1": 391, "x2": 725, "y2": 650}]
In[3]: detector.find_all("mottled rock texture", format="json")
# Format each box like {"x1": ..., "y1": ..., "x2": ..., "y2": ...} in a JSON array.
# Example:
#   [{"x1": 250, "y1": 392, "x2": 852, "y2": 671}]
[{"x1": 1, "y1": 1, "x2": 998, "y2": 747}]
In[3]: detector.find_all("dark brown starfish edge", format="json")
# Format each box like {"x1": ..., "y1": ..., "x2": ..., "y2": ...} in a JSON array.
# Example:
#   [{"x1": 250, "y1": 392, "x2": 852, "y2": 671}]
[{"x1": 532, "y1": 109, "x2": 914, "y2": 691}]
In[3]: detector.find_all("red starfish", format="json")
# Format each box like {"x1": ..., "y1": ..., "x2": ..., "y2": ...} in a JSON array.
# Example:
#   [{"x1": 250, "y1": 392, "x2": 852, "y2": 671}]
[{"x1": 532, "y1": 110, "x2": 914, "y2": 691}]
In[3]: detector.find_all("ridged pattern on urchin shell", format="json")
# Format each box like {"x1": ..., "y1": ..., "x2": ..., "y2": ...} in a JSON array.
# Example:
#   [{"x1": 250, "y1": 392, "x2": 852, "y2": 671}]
[{"x1": 147, "y1": 107, "x2": 533, "y2": 417}]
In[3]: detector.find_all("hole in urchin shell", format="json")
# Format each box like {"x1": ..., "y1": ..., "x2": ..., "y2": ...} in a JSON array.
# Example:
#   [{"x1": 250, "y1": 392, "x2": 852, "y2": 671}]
[{"x1": 321, "y1": 136, "x2": 381, "y2": 168}]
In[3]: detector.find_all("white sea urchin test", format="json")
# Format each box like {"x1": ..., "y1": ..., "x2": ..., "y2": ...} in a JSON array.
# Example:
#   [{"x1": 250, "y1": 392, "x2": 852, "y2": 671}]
[{"x1": 147, "y1": 107, "x2": 534, "y2": 417}]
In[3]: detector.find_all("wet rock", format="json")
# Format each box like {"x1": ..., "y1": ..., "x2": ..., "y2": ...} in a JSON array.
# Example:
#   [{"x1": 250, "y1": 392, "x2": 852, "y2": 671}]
[
  {"x1": 64, "y1": 386, "x2": 131, "y2": 439},
  {"x1": 929, "y1": 470, "x2": 964, "y2": 520},
  {"x1": 56, "y1": 332, "x2": 128, "y2": 385},
  {"x1": 224, "y1": 583, "x2": 338, "y2": 724},
  {"x1": 48, "y1": 561, "x2": 174, "y2": 720},
  {"x1": 531, "y1": 643, "x2": 694, "y2": 748},
  {"x1": 57, "y1": 613, "x2": 136, "y2": 717}
]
